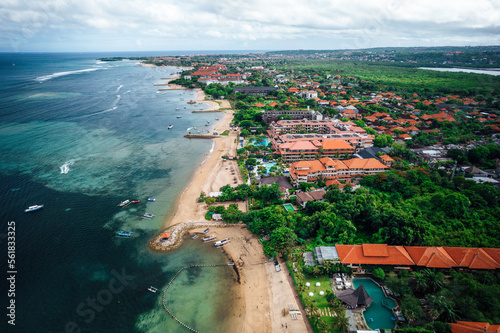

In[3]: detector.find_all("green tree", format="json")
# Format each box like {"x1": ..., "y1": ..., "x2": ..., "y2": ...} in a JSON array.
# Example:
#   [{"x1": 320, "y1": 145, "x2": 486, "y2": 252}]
[
  {"x1": 373, "y1": 267, "x2": 385, "y2": 280},
  {"x1": 270, "y1": 226, "x2": 297, "y2": 254}
]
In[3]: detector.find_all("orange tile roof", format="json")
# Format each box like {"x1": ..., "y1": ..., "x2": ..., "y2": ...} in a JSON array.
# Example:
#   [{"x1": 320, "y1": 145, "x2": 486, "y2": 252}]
[
  {"x1": 444, "y1": 247, "x2": 500, "y2": 269},
  {"x1": 483, "y1": 248, "x2": 500, "y2": 264},
  {"x1": 451, "y1": 322, "x2": 500, "y2": 333},
  {"x1": 336, "y1": 244, "x2": 415, "y2": 266},
  {"x1": 321, "y1": 140, "x2": 354, "y2": 150},
  {"x1": 405, "y1": 246, "x2": 457, "y2": 268},
  {"x1": 342, "y1": 158, "x2": 389, "y2": 170},
  {"x1": 379, "y1": 154, "x2": 394, "y2": 162},
  {"x1": 363, "y1": 244, "x2": 388, "y2": 257}
]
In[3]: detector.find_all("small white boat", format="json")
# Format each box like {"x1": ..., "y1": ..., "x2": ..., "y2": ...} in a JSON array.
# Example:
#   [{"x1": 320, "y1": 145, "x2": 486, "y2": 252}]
[
  {"x1": 202, "y1": 235, "x2": 216, "y2": 242},
  {"x1": 24, "y1": 204, "x2": 44, "y2": 213},
  {"x1": 168, "y1": 125, "x2": 173, "y2": 129},
  {"x1": 177, "y1": 115, "x2": 182, "y2": 118},
  {"x1": 148, "y1": 286, "x2": 158, "y2": 293},
  {"x1": 118, "y1": 200, "x2": 130, "y2": 207},
  {"x1": 214, "y1": 238, "x2": 230, "y2": 247},
  {"x1": 176, "y1": 108, "x2": 180, "y2": 110}
]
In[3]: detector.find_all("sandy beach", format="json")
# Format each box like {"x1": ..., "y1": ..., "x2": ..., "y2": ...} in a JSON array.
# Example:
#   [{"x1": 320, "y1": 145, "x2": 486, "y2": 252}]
[{"x1": 151, "y1": 80, "x2": 311, "y2": 332}]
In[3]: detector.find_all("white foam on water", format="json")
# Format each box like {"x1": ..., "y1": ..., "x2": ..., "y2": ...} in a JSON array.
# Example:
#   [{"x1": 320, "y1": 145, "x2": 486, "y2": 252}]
[
  {"x1": 208, "y1": 141, "x2": 215, "y2": 154},
  {"x1": 35, "y1": 68, "x2": 104, "y2": 82},
  {"x1": 59, "y1": 159, "x2": 77, "y2": 174}
]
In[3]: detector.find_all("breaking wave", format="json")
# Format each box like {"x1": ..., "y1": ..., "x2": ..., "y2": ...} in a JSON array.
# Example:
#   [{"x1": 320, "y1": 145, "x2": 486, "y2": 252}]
[{"x1": 36, "y1": 68, "x2": 104, "y2": 82}]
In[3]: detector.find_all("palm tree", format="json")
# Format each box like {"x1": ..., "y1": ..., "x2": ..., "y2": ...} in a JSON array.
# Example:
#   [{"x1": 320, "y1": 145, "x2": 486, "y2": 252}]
[
  {"x1": 411, "y1": 271, "x2": 428, "y2": 294},
  {"x1": 334, "y1": 312, "x2": 350, "y2": 333}
]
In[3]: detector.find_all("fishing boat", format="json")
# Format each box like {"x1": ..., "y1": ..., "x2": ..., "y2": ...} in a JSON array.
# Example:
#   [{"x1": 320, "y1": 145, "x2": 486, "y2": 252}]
[
  {"x1": 118, "y1": 200, "x2": 130, "y2": 207},
  {"x1": 202, "y1": 235, "x2": 216, "y2": 242},
  {"x1": 148, "y1": 198, "x2": 156, "y2": 202},
  {"x1": 148, "y1": 286, "x2": 158, "y2": 293},
  {"x1": 214, "y1": 238, "x2": 230, "y2": 247},
  {"x1": 187, "y1": 100, "x2": 196, "y2": 104},
  {"x1": 202, "y1": 228, "x2": 210, "y2": 234},
  {"x1": 116, "y1": 231, "x2": 133, "y2": 238},
  {"x1": 24, "y1": 204, "x2": 44, "y2": 213},
  {"x1": 176, "y1": 115, "x2": 182, "y2": 118},
  {"x1": 176, "y1": 108, "x2": 180, "y2": 110},
  {"x1": 192, "y1": 234, "x2": 198, "y2": 239},
  {"x1": 142, "y1": 213, "x2": 155, "y2": 219},
  {"x1": 131, "y1": 200, "x2": 140, "y2": 204},
  {"x1": 193, "y1": 127, "x2": 197, "y2": 130},
  {"x1": 215, "y1": 118, "x2": 219, "y2": 120},
  {"x1": 167, "y1": 125, "x2": 173, "y2": 129}
]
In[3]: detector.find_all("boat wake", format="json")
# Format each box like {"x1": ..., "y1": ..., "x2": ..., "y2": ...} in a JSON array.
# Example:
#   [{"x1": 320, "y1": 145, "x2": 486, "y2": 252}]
[
  {"x1": 59, "y1": 159, "x2": 77, "y2": 174},
  {"x1": 115, "y1": 85, "x2": 123, "y2": 93},
  {"x1": 36, "y1": 68, "x2": 104, "y2": 82}
]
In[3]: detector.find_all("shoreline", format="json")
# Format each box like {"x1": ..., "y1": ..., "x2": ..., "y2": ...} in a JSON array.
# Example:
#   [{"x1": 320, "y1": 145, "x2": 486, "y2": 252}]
[{"x1": 145, "y1": 66, "x2": 310, "y2": 332}]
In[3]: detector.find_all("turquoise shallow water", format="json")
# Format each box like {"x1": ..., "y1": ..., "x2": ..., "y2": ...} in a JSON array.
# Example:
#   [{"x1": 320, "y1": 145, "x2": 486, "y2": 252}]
[
  {"x1": 352, "y1": 278, "x2": 397, "y2": 330},
  {"x1": 0, "y1": 53, "x2": 241, "y2": 332}
]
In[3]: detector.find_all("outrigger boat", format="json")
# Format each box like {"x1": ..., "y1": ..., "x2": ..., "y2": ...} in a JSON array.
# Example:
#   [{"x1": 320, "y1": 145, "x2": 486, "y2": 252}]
[
  {"x1": 202, "y1": 235, "x2": 216, "y2": 242},
  {"x1": 116, "y1": 231, "x2": 133, "y2": 238},
  {"x1": 24, "y1": 204, "x2": 44, "y2": 213},
  {"x1": 142, "y1": 213, "x2": 155, "y2": 219},
  {"x1": 214, "y1": 238, "x2": 230, "y2": 247},
  {"x1": 202, "y1": 228, "x2": 210, "y2": 234},
  {"x1": 148, "y1": 286, "x2": 158, "y2": 293},
  {"x1": 118, "y1": 200, "x2": 130, "y2": 207}
]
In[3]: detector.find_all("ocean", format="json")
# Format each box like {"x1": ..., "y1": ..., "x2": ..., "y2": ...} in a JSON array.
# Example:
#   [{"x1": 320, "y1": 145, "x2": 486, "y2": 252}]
[{"x1": 0, "y1": 53, "x2": 241, "y2": 332}]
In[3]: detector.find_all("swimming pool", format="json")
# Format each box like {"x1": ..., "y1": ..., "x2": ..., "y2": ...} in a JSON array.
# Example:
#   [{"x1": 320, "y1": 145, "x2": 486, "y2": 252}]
[
  {"x1": 283, "y1": 204, "x2": 296, "y2": 212},
  {"x1": 262, "y1": 162, "x2": 277, "y2": 173},
  {"x1": 352, "y1": 278, "x2": 397, "y2": 330}
]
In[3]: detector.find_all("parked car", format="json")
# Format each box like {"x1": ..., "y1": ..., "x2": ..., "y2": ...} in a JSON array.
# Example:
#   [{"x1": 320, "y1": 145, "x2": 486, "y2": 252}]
[{"x1": 274, "y1": 260, "x2": 281, "y2": 272}]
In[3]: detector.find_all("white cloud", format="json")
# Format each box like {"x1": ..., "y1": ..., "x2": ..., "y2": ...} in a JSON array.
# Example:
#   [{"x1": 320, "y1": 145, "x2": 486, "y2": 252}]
[{"x1": 0, "y1": 0, "x2": 498, "y2": 51}]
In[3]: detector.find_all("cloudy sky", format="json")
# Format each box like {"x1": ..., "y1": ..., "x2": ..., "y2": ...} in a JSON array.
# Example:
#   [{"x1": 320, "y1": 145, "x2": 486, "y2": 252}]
[{"x1": 1, "y1": 0, "x2": 499, "y2": 52}]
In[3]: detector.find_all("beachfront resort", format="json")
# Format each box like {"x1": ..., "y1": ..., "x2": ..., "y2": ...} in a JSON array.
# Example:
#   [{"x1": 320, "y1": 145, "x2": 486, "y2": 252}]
[{"x1": 147, "y1": 54, "x2": 500, "y2": 333}]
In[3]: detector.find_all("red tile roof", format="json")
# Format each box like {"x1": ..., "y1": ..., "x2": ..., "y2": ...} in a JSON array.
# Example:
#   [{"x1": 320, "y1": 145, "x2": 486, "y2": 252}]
[
  {"x1": 444, "y1": 247, "x2": 500, "y2": 269},
  {"x1": 336, "y1": 244, "x2": 415, "y2": 266},
  {"x1": 450, "y1": 321, "x2": 500, "y2": 333},
  {"x1": 405, "y1": 246, "x2": 457, "y2": 268}
]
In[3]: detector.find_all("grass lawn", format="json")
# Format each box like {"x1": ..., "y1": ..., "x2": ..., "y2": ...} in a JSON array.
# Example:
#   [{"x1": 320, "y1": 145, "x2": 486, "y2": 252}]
[{"x1": 302, "y1": 275, "x2": 331, "y2": 308}]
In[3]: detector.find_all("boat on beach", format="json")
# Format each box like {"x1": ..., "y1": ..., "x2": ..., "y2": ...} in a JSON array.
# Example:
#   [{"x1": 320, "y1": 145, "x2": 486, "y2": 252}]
[
  {"x1": 202, "y1": 235, "x2": 216, "y2": 242},
  {"x1": 192, "y1": 234, "x2": 198, "y2": 239},
  {"x1": 202, "y1": 228, "x2": 210, "y2": 234},
  {"x1": 118, "y1": 200, "x2": 130, "y2": 207},
  {"x1": 214, "y1": 238, "x2": 230, "y2": 247},
  {"x1": 116, "y1": 230, "x2": 133, "y2": 238},
  {"x1": 24, "y1": 204, "x2": 44, "y2": 213}
]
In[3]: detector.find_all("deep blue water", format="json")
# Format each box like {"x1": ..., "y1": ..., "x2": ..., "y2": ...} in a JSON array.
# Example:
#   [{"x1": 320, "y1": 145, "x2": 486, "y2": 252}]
[{"x1": 0, "y1": 53, "x2": 240, "y2": 332}]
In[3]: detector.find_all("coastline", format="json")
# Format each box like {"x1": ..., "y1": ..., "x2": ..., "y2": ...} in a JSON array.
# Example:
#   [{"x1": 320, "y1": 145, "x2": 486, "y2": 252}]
[{"x1": 147, "y1": 67, "x2": 311, "y2": 332}]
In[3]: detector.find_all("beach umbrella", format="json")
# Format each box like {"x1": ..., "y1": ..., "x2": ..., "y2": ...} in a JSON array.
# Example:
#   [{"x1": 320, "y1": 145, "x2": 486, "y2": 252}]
[
  {"x1": 315, "y1": 282, "x2": 321, "y2": 287},
  {"x1": 319, "y1": 291, "x2": 325, "y2": 296},
  {"x1": 305, "y1": 282, "x2": 310, "y2": 287},
  {"x1": 308, "y1": 292, "x2": 314, "y2": 297}
]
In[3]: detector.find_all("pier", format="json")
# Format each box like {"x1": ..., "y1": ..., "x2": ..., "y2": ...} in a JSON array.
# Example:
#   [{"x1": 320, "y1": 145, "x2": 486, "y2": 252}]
[
  {"x1": 149, "y1": 221, "x2": 245, "y2": 252},
  {"x1": 184, "y1": 134, "x2": 219, "y2": 139}
]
